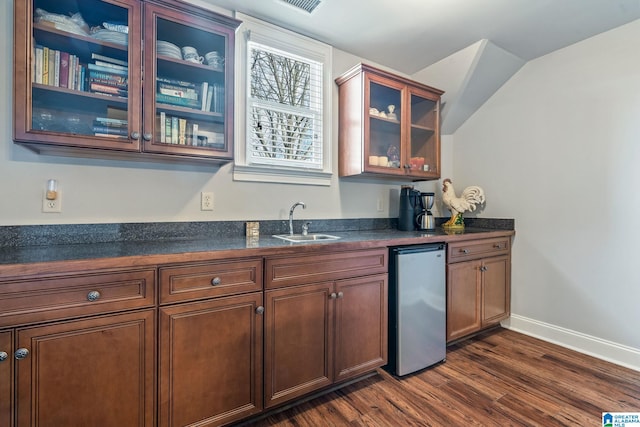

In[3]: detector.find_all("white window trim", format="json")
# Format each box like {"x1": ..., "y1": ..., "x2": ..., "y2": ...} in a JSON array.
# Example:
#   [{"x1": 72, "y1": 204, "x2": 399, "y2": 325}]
[{"x1": 233, "y1": 13, "x2": 333, "y2": 186}]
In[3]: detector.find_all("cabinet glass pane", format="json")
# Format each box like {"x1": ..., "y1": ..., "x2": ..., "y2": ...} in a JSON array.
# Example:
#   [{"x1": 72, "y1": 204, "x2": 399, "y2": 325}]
[
  {"x1": 153, "y1": 18, "x2": 227, "y2": 150},
  {"x1": 368, "y1": 82, "x2": 401, "y2": 169},
  {"x1": 409, "y1": 93, "x2": 437, "y2": 173},
  {"x1": 31, "y1": 0, "x2": 131, "y2": 142}
]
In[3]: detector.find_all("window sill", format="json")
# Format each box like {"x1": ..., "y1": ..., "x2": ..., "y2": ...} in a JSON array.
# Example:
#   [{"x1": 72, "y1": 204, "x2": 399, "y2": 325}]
[{"x1": 233, "y1": 164, "x2": 332, "y2": 186}]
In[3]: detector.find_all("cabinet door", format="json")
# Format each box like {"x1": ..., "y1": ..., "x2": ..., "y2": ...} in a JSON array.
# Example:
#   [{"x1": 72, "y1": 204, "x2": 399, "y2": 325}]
[
  {"x1": 159, "y1": 293, "x2": 263, "y2": 427},
  {"x1": 14, "y1": 0, "x2": 142, "y2": 151},
  {"x1": 363, "y1": 73, "x2": 405, "y2": 175},
  {"x1": 264, "y1": 282, "x2": 334, "y2": 408},
  {"x1": 0, "y1": 331, "x2": 12, "y2": 427},
  {"x1": 334, "y1": 274, "x2": 388, "y2": 382},
  {"x1": 482, "y1": 255, "x2": 511, "y2": 326},
  {"x1": 15, "y1": 309, "x2": 155, "y2": 427},
  {"x1": 446, "y1": 260, "x2": 482, "y2": 342},
  {"x1": 405, "y1": 86, "x2": 440, "y2": 178},
  {"x1": 142, "y1": 3, "x2": 237, "y2": 160}
]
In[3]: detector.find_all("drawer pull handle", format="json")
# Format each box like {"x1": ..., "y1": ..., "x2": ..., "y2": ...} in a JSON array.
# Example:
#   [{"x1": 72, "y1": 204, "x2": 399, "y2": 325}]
[
  {"x1": 330, "y1": 292, "x2": 337, "y2": 299},
  {"x1": 337, "y1": 292, "x2": 344, "y2": 299},
  {"x1": 256, "y1": 306, "x2": 265, "y2": 315},
  {"x1": 460, "y1": 249, "x2": 469, "y2": 254},
  {"x1": 0, "y1": 351, "x2": 7, "y2": 362},
  {"x1": 494, "y1": 244, "x2": 503, "y2": 249},
  {"x1": 480, "y1": 266, "x2": 488, "y2": 272},
  {"x1": 15, "y1": 348, "x2": 29, "y2": 360},
  {"x1": 211, "y1": 277, "x2": 222, "y2": 286},
  {"x1": 87, "y1": 291, "x2": 101, "y2": 302}
]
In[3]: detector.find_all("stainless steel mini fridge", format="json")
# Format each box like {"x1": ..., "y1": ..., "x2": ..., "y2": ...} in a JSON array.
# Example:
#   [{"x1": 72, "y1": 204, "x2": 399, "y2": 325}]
[{"x1": 387, "y1": 243, "x2": 446, "y2": 376}]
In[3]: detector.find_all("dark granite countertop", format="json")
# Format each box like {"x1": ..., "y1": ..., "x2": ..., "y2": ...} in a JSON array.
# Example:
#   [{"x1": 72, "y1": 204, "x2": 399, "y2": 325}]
[{"x1": 0, "y1": 223, "x2": 514, "y2": 268}]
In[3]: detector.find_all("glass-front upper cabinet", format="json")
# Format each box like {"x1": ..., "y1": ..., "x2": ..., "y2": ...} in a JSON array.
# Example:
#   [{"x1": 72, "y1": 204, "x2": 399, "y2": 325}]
[
  {"x1": 336, "y1": 63, "x2": 443, "y2": 181},
  {"x1": 14, "y1": 0, "x2": 240, "y2": 163},
  {"x1": 14, "y1": 0, "x2": 141, "y2": 152},
  {"x1": 142, "y1": 3, "x2": 239, "y2": 160}
]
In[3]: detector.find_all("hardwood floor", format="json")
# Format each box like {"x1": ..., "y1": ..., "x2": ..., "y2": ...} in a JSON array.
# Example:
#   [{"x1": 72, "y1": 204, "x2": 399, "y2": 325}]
[{"x1": 240, "y1": 328, "x2": 640, "y2": 426}]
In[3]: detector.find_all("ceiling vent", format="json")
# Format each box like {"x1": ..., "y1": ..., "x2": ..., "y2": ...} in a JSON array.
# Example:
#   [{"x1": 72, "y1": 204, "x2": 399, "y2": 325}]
[{"x1": 280, "y1": 0, "x2": 322, "y2": 13}]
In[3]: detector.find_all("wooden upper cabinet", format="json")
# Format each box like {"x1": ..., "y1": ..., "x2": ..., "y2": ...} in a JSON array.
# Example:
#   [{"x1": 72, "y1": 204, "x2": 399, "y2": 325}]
[
  {"x1": 13, "y1": 0, "x2": 240, "y2": 163},
  {"x1": 336, "y1": 63, "x2": 444, "y2": 181}
]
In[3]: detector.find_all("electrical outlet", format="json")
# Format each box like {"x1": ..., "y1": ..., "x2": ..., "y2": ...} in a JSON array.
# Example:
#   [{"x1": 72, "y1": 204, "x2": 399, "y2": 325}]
[
  {"x1": 42, "y1": 190, "x2": 62, "y2": 213},
  {"x1": 201, "y1": 192, "x2": 214, "y2": 211}
]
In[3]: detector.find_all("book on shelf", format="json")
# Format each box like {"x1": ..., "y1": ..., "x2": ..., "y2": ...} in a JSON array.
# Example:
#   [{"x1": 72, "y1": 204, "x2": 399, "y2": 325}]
[
  {"x1": 156, "y1": 76, "x2": 197, "y2": 89},
  {"x1": 94, "y1": 133, "x2": 127, "y2": 139},
  {"x1": 165, "y1": 116, "x2": 172, "y2": 143},
  {"x1": 200, "y1": 82, "x2": 209, "y2": 111},
  {"x1": 95, "y1": 116, "x2": 128, "y2": 127},
  {"x1": 156, "y1": 93, "x2": 200, "y2": 109},
  {"x1": 47, "y1": 48, "x2": 55, "y2": 86},
  {"x1": 171, "y1": 116, "x2": 179, "y2": 144},
  {"x1": 42, "y1": 47, "x2": 49, "y2": 85},
  {"x1": 92, "y1": 125, "x2": 129, "y2": 136},
  {"x1": 159, "y1": 112, "x2": 166, "y2": 143},
  {"x1": 93, "y1": 60, "x2": 128, "y2": 72},
  {"x1": 178, "y1": 118, "x2": 187, "y2": 145},
  {"x1": 90, "y1": 82, "x2": 128, "y2": 97},
  {"x1": 34, "y1": 45, "x2": 43, "y2": 84},
  {"x1": 53, "y1": 50, "x2": 60, "y2": 87},
  {"x1": 192, "y1": 123, "x2": 199, "y2": 146},
  {"x1": 87, "y1": 63, "x2": 128, "y2": 76},
  {"x1": 89, "y1": 77, "x2": 128, "y2": 90},
  {"x1": 91, "y1": 53, "x2": 128, "y2": 67},
  {"x1": 59, "y1": 51, "x2": 69, "y2": 88},
  {"x1": 158, "y1": 84, "x2": 199, "y2": 101},
  {"x1": 205, "y1": 85, "x2": 214, "y2": 112}
]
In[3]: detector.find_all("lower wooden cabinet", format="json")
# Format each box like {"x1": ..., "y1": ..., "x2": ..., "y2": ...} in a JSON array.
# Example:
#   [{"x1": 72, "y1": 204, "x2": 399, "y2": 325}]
[
  {"x1": 14, "y1": 309, "x2": 156, "y2": 427},
  {"x1": 447, "y1": 237, "x2": 511, "y2": 342},
  {"x1": 0, "y1": 330, "x2": 12, "y2": 427},
  {"x1": 159, "y1": 292, "x2": 263, "y2": 427},
  {"x1": 264, "y1": 274, "x2": 387, "y2": 408}
]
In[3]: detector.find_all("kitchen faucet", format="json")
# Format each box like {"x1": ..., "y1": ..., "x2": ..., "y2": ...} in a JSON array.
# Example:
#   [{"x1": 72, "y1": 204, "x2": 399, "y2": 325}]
[{"x1": 289, "y1": 202, "x2": 306, "y2": 235}]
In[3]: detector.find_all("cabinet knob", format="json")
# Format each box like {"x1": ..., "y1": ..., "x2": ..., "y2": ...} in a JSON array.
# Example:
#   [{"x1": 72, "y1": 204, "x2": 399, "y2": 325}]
[
  {"x1": 143, "y1": 133, "x2": 153, "y2": 141},
  {"x1": 0, "y1": 351, "x2": 7, "y2": 362},
  {"x1": 211, "y1": 277, "x2": 221, "y2": 286},
  {"x1": 460, "y1": 249, "x2": 469, "y2": 254},
  {"x1": 330, "y1": 292, "x2": 337, "y2": 299},
  {"x1": 14, "y1": 348, "x2": 29, "y2": 360},
  {"x1": 337, "y1": 291, "x2": 344, "y2": 299},
  {"x1": 130, "y1": 131, "x2": 141, "y2": 140},
  {"x1": 255, "y1": 306, "x2": 265, "y2": 315},
  {"x1": 87, "y1": 291, "x2": 101, "y2": 302},
  {"x1": 494, "y1": 244, "x2": 503, "y2": 249},
  {"x1": 480, "y1": 266, "x2": 488, "y2": 272}
]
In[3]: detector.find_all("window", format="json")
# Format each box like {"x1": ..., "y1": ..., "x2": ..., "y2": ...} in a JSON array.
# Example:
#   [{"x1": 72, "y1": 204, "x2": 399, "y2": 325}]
[{"x1": 234, "y1": 13, "x2": 332, "y2": 186}]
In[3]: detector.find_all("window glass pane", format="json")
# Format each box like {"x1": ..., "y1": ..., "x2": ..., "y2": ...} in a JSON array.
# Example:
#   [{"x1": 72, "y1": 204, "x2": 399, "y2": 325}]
[{"x1": 247, "y1": 41, "x2": 322, "y2": 169}]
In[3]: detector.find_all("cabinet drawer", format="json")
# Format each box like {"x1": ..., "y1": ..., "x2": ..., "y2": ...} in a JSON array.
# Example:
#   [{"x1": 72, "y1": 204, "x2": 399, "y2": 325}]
[
  {"x1": 0, "y1": 269, "x2": 156, "y2": 328},
  {"x1": 265, "y1": 248, "x2": 387, "y2": 289},
  {"x1": 159, "y1": 258, "x2": 263, "y2": 304},
  {"x1": 448, "y1": 237, "x2": 510, "y2": 262}
]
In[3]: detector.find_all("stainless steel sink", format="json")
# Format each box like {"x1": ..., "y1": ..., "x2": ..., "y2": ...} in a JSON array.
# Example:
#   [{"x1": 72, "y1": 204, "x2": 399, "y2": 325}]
[{"x1": 273, "y1": 233, "x2": 341, "y2": 243}]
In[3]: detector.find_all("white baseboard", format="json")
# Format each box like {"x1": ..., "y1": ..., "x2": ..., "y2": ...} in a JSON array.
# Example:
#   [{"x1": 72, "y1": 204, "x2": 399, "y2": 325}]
[{"x1": 502, "y1": 314, "x2": 640, "y2": 372}]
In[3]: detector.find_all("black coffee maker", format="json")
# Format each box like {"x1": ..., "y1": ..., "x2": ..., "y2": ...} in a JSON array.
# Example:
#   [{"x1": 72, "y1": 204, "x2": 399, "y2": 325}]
[{"x1": 398, "y1": 185, "x2": 421, "y2": 231}]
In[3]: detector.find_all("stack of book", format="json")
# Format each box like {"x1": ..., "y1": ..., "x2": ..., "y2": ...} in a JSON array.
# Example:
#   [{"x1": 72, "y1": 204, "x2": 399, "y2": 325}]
[
  {"x1": 88, "y1": 54, "x2": 129, "y2": 98},
  {"x1": 33, "y1": 46, "x2": 86, "y2": 91},
  {"x1": 92, "y1": 116, "x2": 128, "y2": 138},
  {"x1": 156, "y1": 77, "x2": 202, "y2": 110}
]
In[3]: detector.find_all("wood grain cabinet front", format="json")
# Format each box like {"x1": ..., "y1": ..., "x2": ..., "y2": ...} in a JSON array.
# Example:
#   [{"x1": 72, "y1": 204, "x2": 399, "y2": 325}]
[
  {"x1": 446, "y1": 238, "x2": 512, "y2": 342},
  {"x1": 159, "y1": 292, "x2": 263, "y2": 427},
  {"x1": 0, "y1": 330, "x2": 12, "y2": 427},
  {"x1": 0, "y1": 268, "x2": 156, "y2": 328},
  {"x1": 264, "y1": 249, "x2": 388, "y2": 409},
  {"x1": 14, "y1": 309, "x2": 156, "y2": 427}
]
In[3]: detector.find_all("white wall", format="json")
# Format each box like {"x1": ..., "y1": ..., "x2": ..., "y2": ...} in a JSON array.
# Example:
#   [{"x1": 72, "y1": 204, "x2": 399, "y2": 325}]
[
  {"x1": 452, "y1": 19, "x2": 640, "y2": 368},
  {"x1": 0, "y1": 0, "x2": 442, "y2": 226}
]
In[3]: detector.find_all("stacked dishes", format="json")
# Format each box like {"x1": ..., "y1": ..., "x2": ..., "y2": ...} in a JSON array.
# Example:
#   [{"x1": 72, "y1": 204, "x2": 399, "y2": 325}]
[
  {"x1": 156, "y1": 40, "x2": 182, "y2": 59},
  {"x1": 92, "y1": 29, "x2": 128, "y2": 46}
]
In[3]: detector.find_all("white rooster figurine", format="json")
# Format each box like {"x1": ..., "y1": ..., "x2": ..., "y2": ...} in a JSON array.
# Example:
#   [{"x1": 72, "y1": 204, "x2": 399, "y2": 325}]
[{"x1": 442, "y1": 178, "x2": 486, "y2": 228}]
